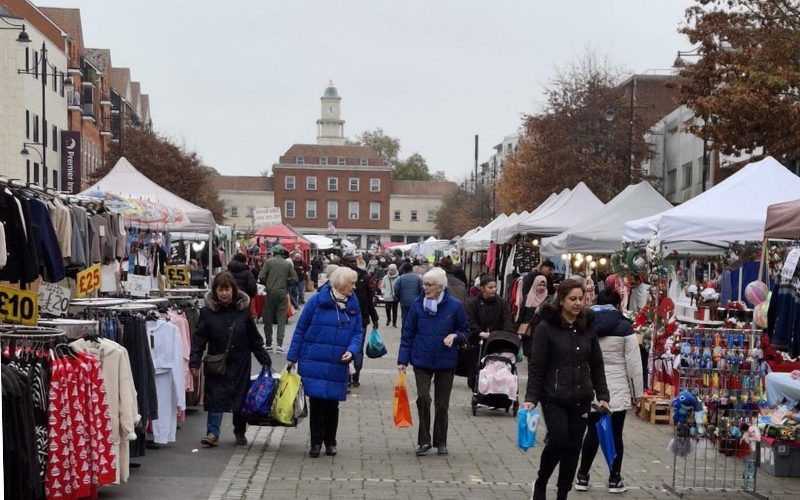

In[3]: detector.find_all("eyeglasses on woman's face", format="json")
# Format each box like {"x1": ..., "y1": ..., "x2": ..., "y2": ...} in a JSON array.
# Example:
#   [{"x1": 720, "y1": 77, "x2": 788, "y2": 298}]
[{"x1": 423, "y1": 282, "x2": 440, "y2": 288}]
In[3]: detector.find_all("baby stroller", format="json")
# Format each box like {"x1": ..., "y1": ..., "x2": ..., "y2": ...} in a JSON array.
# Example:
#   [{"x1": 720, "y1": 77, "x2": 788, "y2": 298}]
[{"x1": 471, "y1": 330, "x2": 520, "y2": 417}]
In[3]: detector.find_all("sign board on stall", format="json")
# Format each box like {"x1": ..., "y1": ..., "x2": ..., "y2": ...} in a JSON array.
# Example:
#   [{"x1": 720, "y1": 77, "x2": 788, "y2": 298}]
[
  {"x1": 123, "y1": 274, "x2": 151, "y2": 297},
  {"x1": 76, "y1": 263, "x2": 102, "y2": 297},
  {"x1": 0, "y1": 285, "x2": 39, "y2": 326},
  {"x1": 165, "y1": 265, "x2": 190, "y2": 286},
  {"x1": 253, "y1": 207, "x2": 282, "y2": 226},
  {"x1": 38, "y1": 282, "x2": 71, "y2": 317}
]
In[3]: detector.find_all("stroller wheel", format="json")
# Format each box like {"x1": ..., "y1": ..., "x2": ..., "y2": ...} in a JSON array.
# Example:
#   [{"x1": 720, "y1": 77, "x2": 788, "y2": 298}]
[{"x1": 471, "y1": 396, "x2": 478, "y2": 416}]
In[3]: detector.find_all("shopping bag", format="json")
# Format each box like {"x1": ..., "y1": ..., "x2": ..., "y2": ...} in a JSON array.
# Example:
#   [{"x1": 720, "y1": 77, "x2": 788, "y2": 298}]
[
  {"x1": 272, "y1": 370, "x2": 302, "y2": 426},
  {"x1": 596, "y1": 413, "x2": 617, "y2": 470},
  {"x1": 294, "y1": 378, "x2": 308, "y2": 421},
  {"x1": 393, "y1": 372, "x2": 413, "y2": 428},
  {"x1": 455, "y1": 344, "x2": 479, "y2": 378},
  {"x1": 287, "y1": 295, "x2": 294, "y2": 319},
  {"x1": 241, "y1": 367, "x2": 277, "y2": 418},
  {"x1": 365, "y1": 328, "x2": 388, "y2": 359},
  {"x1": 517, "y1": 407, "x2": 539, "y2": 451}
]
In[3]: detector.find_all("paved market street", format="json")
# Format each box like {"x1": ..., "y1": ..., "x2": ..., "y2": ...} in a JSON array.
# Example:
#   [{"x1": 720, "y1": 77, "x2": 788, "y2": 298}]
[{"x1": 98, "y1": 305, "x2": 800, "y2": 500}]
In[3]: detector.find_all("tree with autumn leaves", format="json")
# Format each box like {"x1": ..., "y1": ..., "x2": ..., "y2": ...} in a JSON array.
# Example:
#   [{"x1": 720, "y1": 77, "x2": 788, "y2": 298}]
[
  {"x1": 674, "y1": 0, "x2": 800, "y2": 162},
  {"x1": 95, "y1": 127, "x2": 224, "y2": 221}
]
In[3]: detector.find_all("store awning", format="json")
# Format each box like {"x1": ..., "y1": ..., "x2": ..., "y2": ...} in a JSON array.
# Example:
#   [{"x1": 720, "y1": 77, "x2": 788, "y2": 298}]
[{"x1": 764, "y1": 199, "x2": 800, "y2": 240}]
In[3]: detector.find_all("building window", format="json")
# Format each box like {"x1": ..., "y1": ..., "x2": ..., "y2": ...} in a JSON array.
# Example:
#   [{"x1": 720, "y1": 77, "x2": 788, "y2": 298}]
[
  {"x1": 285, "y1": 200, "x2": 295, "y2": 219},
  {"x1": 349, "y1": 201, "x2": 359, "y2": 220},
  {"x1": 328, "y1": 177, "x2": 338, "y2": 191},
  {"x1": 393, "y1": 210, "x2": 401, "y2": 221},
  {"x1": 26, "y1": 110, "x2": 30, "y2": 139},
  {"x1": 33, "y1": 114, "x2": 39, "y2": 142},
  {"x1": 53, "y1": 169, "x2": 58, "y2": 189},
  {"x1": 42, "y1": 119, "x2": 47, "y2": 149},
  {"x1": 43, "y1": 166, "x2": 48, "y2": 187},
  {"x1": 370, "y1": 202, "x2": 380, "y2": 220},
  {"x1": 230, "y1": 206, "x2": 238, "y2": 217},
  {"x1": 337, "y1": 157, "x2": 346, "y2": 166},
  {"x1": 427, "y1": 210, "x2": 436, "y2": 222},
  {"x1": 666, "y1": 170, "x2": 677, "y2": 196},
  {"x1": 349, "y1": 178, "x2": 359, "y2": 191},
  {"x1": 319, "y1": 156, "x2": 328, "y2": 165},
  {"x1": 682, "y1": 162, "x2": 693, "y2": 190},
  {"x1": 410, "y1": 210, "x2": 418, "y2": 222},
  {"x1": 306, "y1": 176, "x2": 317, "y2": 190},
  {"x1": 359, "y1": 158, "x2": 368, "y2": 166},
  {"x1": 327, "y1": 200, "x2": 338, "y2": 219},
  {"x1": 370, "y1": 178, "x2": 381, "y2": 192},
  {"x1": 52, "y1": 125, "x2": 57, "y2": 152},
  {"x1": 295, "y1": 156, "x2": 305, "y2": 165},
  {"x1": 285, "y1": 175, "x2": 296, "y2": 190},
  {"x1": 306, "y1": 200, "x2": 317, "y2": 219},
  {"x1": 26, "y1": 160, "x2": 30, "y2": 183},
  {"x1": 33, "y1": 163, "x2": 39, "y2": 184}
]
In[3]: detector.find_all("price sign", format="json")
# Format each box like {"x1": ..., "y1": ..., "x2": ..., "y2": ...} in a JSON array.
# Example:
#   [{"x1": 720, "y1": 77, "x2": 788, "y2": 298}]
[
  {"x1": 38, "y1": 282, "x2": 71, "y2": 317},
  {"x1": 123, "y1": 274, "x2": 151, "y2": 297},
  {"x1": 76, "y1": 263, "x2": 102, "y2": 297},
  {"x1": 0, "y1": 285, "x2": 39, "y2": 326},
  {"x1": 165, "y1": 265, "x2": 190, "y2": 286}
]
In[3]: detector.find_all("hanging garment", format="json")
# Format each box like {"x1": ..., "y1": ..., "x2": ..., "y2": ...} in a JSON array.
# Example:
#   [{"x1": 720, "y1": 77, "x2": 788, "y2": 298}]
[
  {"x1": 168, "y1": 311, "x2": 194, "y2": 392},
  {"x1": 22, "y1": 197, "x2": 65, "y2": 282},
  {"x1": 2, "y1": 363, "x2": 44, "y2": 500},
  {"x1": 0, "y1": 189, "x2": 36, "y2": 282},
  {"x1": 119, "y1": 314, "x2": 159, "y2": 457},
  {"x1": 69, "y1": 204, "x2": 90, "y2": 268},
  {"x1": 0, "y1": 221, "x2": 6, "y2": 269},
  {"x1": 49, "y1": 197, "x2": 72, "y2": 259},
  {"x1": 768, "y1": 283, "x2": 800, "y2": 357},
  {"x1": 147, "y1": 320, "x2": 186, "y2": 444}
]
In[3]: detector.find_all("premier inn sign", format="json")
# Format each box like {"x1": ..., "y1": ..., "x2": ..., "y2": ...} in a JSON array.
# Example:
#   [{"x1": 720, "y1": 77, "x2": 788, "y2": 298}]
[{"x1": 60, "y1": 131, "x2": 81, "y2": 194}]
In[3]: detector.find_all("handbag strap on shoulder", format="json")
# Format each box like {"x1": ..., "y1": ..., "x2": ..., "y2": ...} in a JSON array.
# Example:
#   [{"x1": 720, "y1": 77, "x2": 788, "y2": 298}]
[{"x1": 223, "y1": 319, "x2": 237, "y2": 353}]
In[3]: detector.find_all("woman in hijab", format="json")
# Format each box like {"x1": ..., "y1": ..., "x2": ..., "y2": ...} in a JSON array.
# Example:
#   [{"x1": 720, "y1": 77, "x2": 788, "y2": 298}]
[{"x1": 518, "y1": 275, "x2": 551, "y2": 357}]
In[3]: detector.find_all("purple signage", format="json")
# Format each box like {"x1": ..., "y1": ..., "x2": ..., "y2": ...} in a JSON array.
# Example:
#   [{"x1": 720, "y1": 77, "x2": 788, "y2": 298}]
[{"x1": 60, "y1": 131, "x2": 81, "y2": 194}]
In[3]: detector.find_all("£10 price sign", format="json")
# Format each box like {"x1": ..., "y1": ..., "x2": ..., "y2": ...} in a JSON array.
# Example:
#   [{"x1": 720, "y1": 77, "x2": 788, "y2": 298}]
[
  {"x1": 76, "y1": 263, "x2": 102, "y2": 297},
  {"x1": 0, "y1": 285, "x2": 39, "y2": 326}
]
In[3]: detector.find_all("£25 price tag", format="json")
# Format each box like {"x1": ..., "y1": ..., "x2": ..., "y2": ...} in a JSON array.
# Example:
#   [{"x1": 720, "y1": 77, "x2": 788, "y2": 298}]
[
  {"x1": 76, "y1": 263, "x2": 102, "y2": 297},
  {"x1": 0, "y1": 285, "x2": 39, "y2": 326},
  {"x1": 165, "y1": 265, "x2": 190, "y2": 286}
]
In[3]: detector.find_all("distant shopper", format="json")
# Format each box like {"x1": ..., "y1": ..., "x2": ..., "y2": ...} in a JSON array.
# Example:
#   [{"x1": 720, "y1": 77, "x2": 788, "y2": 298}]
[
  {"x1": 393, "y1": 263, "x2": 423, "y2": 326},
  {"x1": 575, "y1": 289, "x2": 643, "y2": 494},
  {"x1": 518, "y1": 275, "x2": 551, "y2": 357},
  {"x1": 227, "y1": 253, "x2": 257, "y2": 299},
  {"x1": 189, "y1": 272, "x2": 272, "y2": 447},
  {"x1": 381, "y1": 264, "x2": 400, "y2": 328},
  {"x1": 258, "y1": 245, "x2": 298, "y2": 353},
  {"x1": 438, "y1": 255, "x2": 468, "y2": 304},
  {"x1": 398, "y1": 267, "x2": 469, "y2": 457},
  {"x1": 521, "y1": 259, "x2": 556, "y2": 299},
  {"x1": 522, "y1": 278, "x2": 610, "y2": 500},
  {"x1": 466, "y1": 274, "x2": 514, "y2": 344},
  {"x1": 286, "y1": 267, "x2": 363, "y2": 458},
  {"x1": 341, "y1": 255, "x2": 379, "y2": 387},
  {"x1": 292, "y1": 253, "x2": 311, "y2": 307}
]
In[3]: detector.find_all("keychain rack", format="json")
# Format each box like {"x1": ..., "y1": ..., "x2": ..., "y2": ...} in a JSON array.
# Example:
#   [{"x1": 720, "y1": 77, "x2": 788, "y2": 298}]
[{"x1": 664, "y1": 326, "x2": 766, "y2": 499}]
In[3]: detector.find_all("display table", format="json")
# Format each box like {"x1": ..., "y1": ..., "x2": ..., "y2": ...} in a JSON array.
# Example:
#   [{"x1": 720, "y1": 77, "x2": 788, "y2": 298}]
[{"x1": 765, "y1": 372, "x2": 800, "y2": 406}]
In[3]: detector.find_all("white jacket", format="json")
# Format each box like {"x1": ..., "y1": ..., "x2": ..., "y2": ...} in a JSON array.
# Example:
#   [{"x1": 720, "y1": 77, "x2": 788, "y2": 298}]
[
  {"x1": 590, "y1": 305, "x2": 644, "y2": 412},
  {"x1": 381, "y1": 274, "x2": 398, "y2": 301}
]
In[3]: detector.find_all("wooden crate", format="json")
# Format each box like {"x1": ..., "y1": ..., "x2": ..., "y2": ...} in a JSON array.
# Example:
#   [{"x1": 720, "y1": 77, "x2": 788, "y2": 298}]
[{"x1": 640, "y1": 398, "x2": 672, "y2": 424}]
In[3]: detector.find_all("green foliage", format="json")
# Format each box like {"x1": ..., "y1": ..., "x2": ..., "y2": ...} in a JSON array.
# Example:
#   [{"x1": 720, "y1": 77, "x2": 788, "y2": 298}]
[{"x1": 354, "y1": 127, "x2": 434, "y2": 180}]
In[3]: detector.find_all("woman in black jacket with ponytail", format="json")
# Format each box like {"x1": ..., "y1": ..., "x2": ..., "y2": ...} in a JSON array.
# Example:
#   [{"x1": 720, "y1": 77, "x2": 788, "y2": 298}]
[{"x1": 521, "y1": 278, "x2": 610, "y2": 500}]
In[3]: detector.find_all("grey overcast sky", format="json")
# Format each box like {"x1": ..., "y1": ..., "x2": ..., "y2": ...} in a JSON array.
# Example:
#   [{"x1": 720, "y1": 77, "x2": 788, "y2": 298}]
[{"x1": 40, "y1": 0, "x2": 694, "y2": 181}]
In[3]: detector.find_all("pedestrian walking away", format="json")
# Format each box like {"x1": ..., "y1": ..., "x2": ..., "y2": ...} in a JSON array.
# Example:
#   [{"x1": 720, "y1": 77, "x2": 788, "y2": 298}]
[
  {"x1": 522, "y1": 278, "x2": 610, "y2": 500},
  {"x1": 393, "y1": 262, "x2": 423, "y2": 328},
  {"x1": 398, "y1": 267, "x2": 469, "y2": 457},
  {"x1": 381, "y1": 263, "x2": 400, "y2": 327},
  {"x1": 575, "y1": 289, "x2": 643, "y2": 494},
  {"x1": 189, "y1": 272, "x2": 272, "y2": 447},
  {"x1": 258, "y1": 245, "x2": 299, "y2": 352},
  {"x1": 341, "y1": 254, "x2": 379, "y2": 387},
  {"x1": 227, "y1": 253, "x2": 257, "y2": 299},
  {"x1": 286, "y1": 267, "x2": 363, "y2": 458},
  {"x1": 292, "y1": 252, "x2": 311, "y2": 306}
]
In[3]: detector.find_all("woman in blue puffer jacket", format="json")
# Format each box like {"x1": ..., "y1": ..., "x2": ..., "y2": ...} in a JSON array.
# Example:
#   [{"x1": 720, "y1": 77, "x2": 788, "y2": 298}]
[
  {"x1": 287, "y1": 267, "x2": 363, "y2": 458},
  {"x1": 397, "y1": 267, "x2": 469, "y2": 457}
]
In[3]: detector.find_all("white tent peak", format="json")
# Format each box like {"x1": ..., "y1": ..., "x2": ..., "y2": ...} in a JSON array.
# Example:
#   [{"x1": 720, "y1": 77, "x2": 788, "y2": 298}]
[{"x1": 513, "y1": 182, "x2": 604, "y2": 237}]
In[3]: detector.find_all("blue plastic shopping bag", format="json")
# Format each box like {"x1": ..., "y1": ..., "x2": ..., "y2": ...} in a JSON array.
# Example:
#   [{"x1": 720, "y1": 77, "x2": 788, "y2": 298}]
[
  {"x1": 517, "y1": 407, "x2": 539, "y2": 451},
  {"x1": 365, "y1": 328, "x2": 388, "y2": 359},
  {"x1": 596, "y1": 413, "x2": 617, "y2": 470},
  {"x1": 241, "y1": 367, "x2": 277, "y2": 417}
]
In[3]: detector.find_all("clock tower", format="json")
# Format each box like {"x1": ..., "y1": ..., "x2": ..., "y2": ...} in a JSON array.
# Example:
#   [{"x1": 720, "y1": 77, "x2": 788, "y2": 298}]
[{"x1": 316, "y1": 81, "x2": 346, "y2": 145}]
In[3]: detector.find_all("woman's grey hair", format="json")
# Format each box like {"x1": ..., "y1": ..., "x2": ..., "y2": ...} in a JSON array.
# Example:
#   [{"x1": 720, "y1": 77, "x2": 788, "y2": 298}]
[
  {"x1": 324, "y1": 264, "x2": 340, "y2": 276},
  {"x1": 423, "y1": 267, "x2": 448, "y2": 288},
  {"x1": 329, "y1": 266, "x2": 357, "y2": 291}
]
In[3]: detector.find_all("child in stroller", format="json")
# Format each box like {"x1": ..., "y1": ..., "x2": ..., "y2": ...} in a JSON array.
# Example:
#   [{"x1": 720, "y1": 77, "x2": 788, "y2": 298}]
[{"x1": 471, "y1": 330, "x2": 520, "y2": 416}]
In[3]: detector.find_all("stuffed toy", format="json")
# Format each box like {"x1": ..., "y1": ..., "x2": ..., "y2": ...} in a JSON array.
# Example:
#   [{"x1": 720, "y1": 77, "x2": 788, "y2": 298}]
[{"x1": 672, "y1": 390, "x2": 703, "y2": 425}]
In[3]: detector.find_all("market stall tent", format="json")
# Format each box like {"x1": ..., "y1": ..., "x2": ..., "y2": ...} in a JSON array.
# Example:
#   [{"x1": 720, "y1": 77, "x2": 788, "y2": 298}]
[
  {"x1": 764, "y1": 199, "x2": 800, "y2": 239},
  {"x1": 256, "y1": 224, "x2": 311, "y2": 253},
  {"x1": 458, "y1": 213, "x2": 509, "y2": 251},
  {"x1": 81, "y1": 157, "x2": 216, "y2": 232},
  {"x1": 513, "y1": 182, "x2": 604, "y2": 237},
  {"x1": 623, "y1": 156, "x2": 800, "y2": 246},
  {"x1": 495, "y1": 190, "x2": 565, "y2": 243},
  {"x1": 492, "y1": 210, "x2": 529, "y2": 243},
  {"x1": 541, "y1": 182, "x2": 672, "y2": 256}
]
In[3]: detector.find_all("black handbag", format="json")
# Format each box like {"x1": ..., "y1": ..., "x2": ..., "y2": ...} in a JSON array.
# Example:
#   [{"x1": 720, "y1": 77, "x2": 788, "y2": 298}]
[
  {"x1": 203, "y1": 320, "x2": 237, "y2": 376},
  {"x1": 455, "y1": 343, "x2": 479, "y2": 378}
]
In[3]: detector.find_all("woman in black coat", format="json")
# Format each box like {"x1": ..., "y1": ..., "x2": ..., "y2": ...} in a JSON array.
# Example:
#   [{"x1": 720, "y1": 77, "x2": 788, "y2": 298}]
[
  {"x1": 466, "y1": 274, "x2": 514, "y2": 344},
  {"x1": 227, "y1": 253, "x2": 257, "y2": 298},
  {"x1": 189, "y1": 272, "x2": 271, "y2": 447},
  {"x1": 521, "y1": 279, "x2": 610, "y2": 500}
]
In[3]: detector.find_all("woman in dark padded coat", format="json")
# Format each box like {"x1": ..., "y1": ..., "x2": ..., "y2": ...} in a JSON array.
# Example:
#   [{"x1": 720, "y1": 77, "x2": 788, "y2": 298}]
[
  {"x1": 522, "y1": 278, "x2": 610, "y2": 500},
  {"x1": 227, "y1": 253, "x2": 257, "y2": 298}
]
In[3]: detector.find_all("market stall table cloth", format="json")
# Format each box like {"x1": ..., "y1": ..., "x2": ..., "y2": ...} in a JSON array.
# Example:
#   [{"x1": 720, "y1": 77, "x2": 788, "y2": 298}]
[{"x1": 766, "y1": 372, "x2": 800, "y2": 406}]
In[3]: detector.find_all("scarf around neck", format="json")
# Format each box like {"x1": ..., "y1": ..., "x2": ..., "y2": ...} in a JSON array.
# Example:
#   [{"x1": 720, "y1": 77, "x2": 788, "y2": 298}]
[
  {"x1": 525, "y1": 275, "x2": 549, "y2": 308},
  {"x1": 423, "y1": 290, "x2": 445, "y2": 315},
  {"x1": 331, "y1": 288, "x2": 348, "y2": 309}
]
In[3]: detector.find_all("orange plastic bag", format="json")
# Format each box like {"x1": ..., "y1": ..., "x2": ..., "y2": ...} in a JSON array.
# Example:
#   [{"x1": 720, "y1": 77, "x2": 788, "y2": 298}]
[
  {"x1": 287, "y1": 294, "x2": 294, "y2": 319},
  {"x1": 393, "y1": 371, "x2": 413, "y2": 428}
]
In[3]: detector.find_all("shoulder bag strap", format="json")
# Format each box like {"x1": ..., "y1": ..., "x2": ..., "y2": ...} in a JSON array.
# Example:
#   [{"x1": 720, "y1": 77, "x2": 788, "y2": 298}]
[{"x1": 222, "y1": 319, "x2": 237, "y2": 355}]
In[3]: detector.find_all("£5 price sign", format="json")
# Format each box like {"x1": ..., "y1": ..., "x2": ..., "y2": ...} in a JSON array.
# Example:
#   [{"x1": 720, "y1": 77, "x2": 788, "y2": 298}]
[
  {"x1": 165, "y1": 265, "x2": 190, "y2": 286},
  {"x1": 0, "y1": 285, "x2": 39, "y2": 326},
  {"x1": 76, "y1": 263, "x2": 102, "y2": 297}
]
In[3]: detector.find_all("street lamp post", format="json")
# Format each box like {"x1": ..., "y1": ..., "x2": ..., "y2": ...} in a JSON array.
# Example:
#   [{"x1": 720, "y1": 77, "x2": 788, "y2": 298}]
[{"x1": 604, "y1": 76, "x2": 655, "y2": 184}]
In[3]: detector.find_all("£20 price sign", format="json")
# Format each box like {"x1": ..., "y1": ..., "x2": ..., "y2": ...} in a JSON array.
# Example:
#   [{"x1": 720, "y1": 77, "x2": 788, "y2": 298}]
[
  {"x1": 76, "y1": 263, "x2": 102, "y2": 297},
  {"x1": 0, "y1": 285, "x2": 39, "y2": 326}
]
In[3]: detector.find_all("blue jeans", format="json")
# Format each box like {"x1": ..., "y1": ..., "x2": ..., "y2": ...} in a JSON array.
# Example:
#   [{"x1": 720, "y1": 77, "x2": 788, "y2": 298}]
[
  {"x1": 290, "y1": 281, "x2": 305, "y2": 307},
  {"x1": 207, "y1": 411, "x2": 246, "y2": 437}
]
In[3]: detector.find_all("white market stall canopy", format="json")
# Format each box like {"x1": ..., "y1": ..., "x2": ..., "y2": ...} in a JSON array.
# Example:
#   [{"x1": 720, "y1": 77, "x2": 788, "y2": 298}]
[
  {"x1": 513, "y1": 182, "x2": 604, "y2": 237},
  {"x1": 81, "y1": 157, "x2": 216, "y2": 232},
  {"x1": 492, "y1": 210, "x2": 529, "y2": 243},
  {"x1": 541, "y1": 182, "x2": 672, "y2": 256},
  {"x1": 623, "y1": 156, "x2": 800, "y2": 247},
  {"x1": 494, "y1": 190, "x2": 566, "y2": 243},
  {"x1": 458, "y1": 213, "x2": 509, "y2": 251},
  {"x1": 411, "y1": 236, "x2": 452, "y2": 257}
]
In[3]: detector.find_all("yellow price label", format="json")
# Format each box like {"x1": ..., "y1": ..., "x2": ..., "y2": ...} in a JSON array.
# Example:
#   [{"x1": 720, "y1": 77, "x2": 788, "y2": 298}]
[
  {"x1": 76, "y1": 263, "x2": 102, "y2": 297},
  {"x1": 0, "y1": 285, "x2": 39, "y2": 326},
  {"x1": 165, "y1": 265, "x2": 190, "y2": 285}
]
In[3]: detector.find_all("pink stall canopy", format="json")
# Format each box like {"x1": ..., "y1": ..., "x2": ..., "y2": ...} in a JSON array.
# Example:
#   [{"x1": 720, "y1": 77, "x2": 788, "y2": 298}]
[
  {"x1": 256, "y1": 224, "x2": 311, "y2": 254},
  {"x1": 764, "y1": 199, "x2": 800, "y2": 240}
]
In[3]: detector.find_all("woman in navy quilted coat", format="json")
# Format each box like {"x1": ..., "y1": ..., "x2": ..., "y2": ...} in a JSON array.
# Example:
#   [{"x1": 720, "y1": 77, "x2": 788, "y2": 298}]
[{"x1": 286, "y1": 267, "x2": 363, "y2": 458}]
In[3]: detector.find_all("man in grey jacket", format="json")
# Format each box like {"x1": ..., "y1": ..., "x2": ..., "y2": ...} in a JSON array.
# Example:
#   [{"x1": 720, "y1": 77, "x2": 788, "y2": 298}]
[
  {"x1": 258, "y1": 245, "x2": 298, "y2": 352},
  {"x1": 393, "y1": 263, "x2": 423, "y2": 327}
]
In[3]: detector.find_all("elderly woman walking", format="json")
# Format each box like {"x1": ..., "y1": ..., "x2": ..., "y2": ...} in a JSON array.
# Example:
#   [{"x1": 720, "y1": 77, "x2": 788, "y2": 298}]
[
  {"x1": 286, "y1": 267, "x2": 363, "y2": 458},
  {"x1": 398, "y1": 267, "x2": 469, "y2": 456}
]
